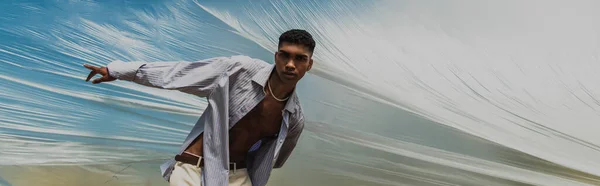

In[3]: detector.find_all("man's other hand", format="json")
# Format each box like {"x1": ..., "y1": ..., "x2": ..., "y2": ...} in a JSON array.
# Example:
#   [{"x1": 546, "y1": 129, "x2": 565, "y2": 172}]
[{"x1": 83, "y1": 64, "x2": 116, "y2": 84}]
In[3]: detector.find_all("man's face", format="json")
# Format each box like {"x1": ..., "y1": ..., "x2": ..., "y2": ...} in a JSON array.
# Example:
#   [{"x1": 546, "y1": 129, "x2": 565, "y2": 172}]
[{"x1": 274, "y1": 42, "x2": 313, "y2": 84}]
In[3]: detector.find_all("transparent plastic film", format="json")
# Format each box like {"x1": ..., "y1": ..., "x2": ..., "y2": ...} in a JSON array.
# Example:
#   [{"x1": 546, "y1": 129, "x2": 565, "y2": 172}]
[{"x1": 1, "y1": 0, "x2": 600, "y2": 185}]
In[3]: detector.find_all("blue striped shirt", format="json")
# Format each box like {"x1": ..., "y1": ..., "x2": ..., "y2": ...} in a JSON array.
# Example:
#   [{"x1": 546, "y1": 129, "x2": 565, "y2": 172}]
[{"x1": 107, "y1": 55, "x2": 305, "y2": 186}]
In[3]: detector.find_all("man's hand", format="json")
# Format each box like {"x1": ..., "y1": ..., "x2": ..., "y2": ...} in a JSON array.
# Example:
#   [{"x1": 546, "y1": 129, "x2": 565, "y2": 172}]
[{"x1": 83, "y1": 64, "x2": 116, "y2": 84}]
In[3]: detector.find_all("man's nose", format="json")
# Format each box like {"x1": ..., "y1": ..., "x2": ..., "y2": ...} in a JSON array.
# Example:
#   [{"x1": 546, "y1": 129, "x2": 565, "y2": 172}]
[{"x1": 285, "y1": 60, "x2": 295, "y2": 70}]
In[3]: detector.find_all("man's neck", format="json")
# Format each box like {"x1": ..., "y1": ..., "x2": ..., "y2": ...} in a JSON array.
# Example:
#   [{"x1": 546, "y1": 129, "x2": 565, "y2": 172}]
[{"x1": 268, "y1": 73, "x2": 295, "y2": 99}]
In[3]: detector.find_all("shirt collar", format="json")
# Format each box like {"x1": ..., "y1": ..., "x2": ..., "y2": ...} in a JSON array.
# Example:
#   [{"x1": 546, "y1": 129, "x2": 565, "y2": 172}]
[{"x1": 252, "y1": 64, "x2": 299, "y2": 114}]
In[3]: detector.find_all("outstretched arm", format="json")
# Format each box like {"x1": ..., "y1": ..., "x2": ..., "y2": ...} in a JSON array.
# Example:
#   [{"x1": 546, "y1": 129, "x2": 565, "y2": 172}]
[{"x1": 84, "y1": 57, "x2": 233, "y2": 97}]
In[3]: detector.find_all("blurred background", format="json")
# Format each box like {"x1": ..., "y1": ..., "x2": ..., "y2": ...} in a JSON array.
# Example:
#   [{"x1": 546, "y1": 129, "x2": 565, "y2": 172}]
[{"x1": 1, "y1": 0, "x2": 600, "y2": 185}]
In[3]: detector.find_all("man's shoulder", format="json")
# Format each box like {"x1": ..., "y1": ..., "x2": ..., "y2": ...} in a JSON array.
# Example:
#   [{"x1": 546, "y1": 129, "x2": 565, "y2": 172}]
[{"x1": 228, "y1": 55, "x2": 271, "y2": 70}]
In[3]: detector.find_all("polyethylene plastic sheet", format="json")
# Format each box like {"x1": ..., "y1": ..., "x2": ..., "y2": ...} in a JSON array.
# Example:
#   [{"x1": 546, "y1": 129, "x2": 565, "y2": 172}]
[{"x1": 1, "y1": 0, "x2": 600, "y2": 185}]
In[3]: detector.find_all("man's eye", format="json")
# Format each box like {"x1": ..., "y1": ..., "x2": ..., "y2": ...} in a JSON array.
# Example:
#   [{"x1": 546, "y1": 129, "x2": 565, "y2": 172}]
[
  {"x1": 296, "y1": 56, "x2": 307, "y2": 61},
  {"x1": 279, "y1": 52, "x2": 290, "y2": 58}
]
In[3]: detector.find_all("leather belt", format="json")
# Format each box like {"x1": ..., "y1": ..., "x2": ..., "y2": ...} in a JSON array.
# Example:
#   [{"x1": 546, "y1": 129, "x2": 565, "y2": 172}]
[
  {"x1": 174, "y1": 153, "x2": 245, "y2": 170},
  {"x1": 175, "y1": 153, "x2": 204, "y2": 167}
]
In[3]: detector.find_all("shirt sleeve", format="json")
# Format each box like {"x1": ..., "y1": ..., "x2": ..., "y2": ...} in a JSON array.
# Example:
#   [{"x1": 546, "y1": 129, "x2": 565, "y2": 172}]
[
  {"x1": 273, "y1": 116, "x2": 305, "y2": 168},
  {"x1": 106, "y1": 57, "x2": 233, "y2": 97}
]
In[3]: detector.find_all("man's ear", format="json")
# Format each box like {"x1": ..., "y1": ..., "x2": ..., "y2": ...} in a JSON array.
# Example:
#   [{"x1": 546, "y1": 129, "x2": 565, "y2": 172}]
[{"x1": 308, "y1": 58, "x2": 313, "y2": 71}]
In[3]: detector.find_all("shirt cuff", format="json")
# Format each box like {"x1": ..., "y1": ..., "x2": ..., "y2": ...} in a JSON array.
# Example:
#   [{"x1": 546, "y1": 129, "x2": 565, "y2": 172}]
[{"x1": 106, "y1": 60, "x2": 146, "y2": 81}]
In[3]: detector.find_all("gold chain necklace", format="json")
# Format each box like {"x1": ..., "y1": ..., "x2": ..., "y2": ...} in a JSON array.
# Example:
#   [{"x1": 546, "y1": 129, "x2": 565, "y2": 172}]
[{"x1": 264, "y1": 80, "x2": 289, "y2": 102}]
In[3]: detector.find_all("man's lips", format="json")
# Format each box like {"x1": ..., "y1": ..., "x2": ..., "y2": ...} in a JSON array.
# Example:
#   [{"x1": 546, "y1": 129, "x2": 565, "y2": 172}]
[{"x1": 282, "y1": 72, "x2": 297, "y2": 77}]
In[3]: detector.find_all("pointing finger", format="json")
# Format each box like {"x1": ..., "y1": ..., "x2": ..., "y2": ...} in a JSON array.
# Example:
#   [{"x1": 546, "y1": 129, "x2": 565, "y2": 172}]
[{"x1": 83, "y1": 64, "x2": 97, "y2": 71}]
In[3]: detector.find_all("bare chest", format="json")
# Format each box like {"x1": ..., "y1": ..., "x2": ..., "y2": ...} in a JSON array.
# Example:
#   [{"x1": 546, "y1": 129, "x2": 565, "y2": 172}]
[{"x1": 233, "y1": 98, "x2": 285, "y2": 137}]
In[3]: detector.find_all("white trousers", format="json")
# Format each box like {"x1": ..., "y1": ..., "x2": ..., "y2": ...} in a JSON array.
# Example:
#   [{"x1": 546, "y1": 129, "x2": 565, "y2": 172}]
[{"x1": 169, "y1": 161, "x2": 252, "y2": 186}]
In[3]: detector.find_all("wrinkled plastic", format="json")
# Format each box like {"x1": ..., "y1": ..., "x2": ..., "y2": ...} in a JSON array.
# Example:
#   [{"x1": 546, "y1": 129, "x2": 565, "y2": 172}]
[{"x1": 1, "y1": 0, "x2": 600, "y2": 185}]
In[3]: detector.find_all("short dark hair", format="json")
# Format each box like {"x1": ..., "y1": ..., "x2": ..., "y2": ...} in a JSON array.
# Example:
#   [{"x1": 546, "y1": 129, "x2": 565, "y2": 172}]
[{"x1": 278, "y1": 29, "x2": 316, "y2": 54}]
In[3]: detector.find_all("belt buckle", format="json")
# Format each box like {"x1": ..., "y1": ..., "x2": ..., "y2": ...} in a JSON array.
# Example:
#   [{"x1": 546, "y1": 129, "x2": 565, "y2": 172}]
[
  {"x1": 230, "y1": 162, "x2": 237, "y2": 174},
  {"x1": 182, "y1": 151, "x2": 202, "y2": 168}
]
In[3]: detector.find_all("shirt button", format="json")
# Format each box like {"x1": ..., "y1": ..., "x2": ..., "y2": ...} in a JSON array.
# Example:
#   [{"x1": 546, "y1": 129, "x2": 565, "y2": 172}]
[{"x1": 279, "y1": 139, "x2": 284, "y2": 143}]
